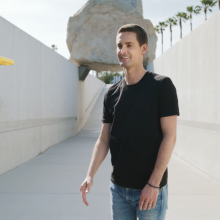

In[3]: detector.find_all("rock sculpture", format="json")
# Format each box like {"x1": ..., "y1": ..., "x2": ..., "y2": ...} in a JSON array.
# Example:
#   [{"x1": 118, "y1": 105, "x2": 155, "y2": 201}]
[{"x1": 66, "y1": 0, "x2": 157, "y2": 72}]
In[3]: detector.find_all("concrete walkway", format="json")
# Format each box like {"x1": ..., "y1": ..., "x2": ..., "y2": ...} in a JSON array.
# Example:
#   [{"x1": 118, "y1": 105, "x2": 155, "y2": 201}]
[{"x1": 0, "y1": 84, "x2": 220, "y2": 220}]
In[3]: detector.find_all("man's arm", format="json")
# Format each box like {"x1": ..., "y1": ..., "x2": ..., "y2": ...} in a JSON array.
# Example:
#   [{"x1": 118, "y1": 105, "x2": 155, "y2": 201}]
[
  {"x1": 148, "y1": 115, "x2": 177, "y2": 187},
  {"x1": 86, "y1": 123, "x2": 111, "y2": 178},
  {"x1": 80, "y1": 123, "x2": 111, "y2": 206}
]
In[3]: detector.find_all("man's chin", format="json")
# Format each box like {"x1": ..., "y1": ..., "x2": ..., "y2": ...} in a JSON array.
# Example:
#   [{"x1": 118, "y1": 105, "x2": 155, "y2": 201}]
[{"x1": 119, "y1": 62, "x2": 130, "y2": 68}]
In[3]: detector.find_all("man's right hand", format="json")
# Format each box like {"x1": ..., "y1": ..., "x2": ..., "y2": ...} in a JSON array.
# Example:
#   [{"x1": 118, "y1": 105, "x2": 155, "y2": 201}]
[{"x1": 79, "y1": 176, "x2": 93, "y2": 206}]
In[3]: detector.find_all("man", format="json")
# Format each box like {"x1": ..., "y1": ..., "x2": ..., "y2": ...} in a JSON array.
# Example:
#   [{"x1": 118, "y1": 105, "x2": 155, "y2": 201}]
[{"x1": 80, "y1": 24, "x2": 180, "y2": 220}]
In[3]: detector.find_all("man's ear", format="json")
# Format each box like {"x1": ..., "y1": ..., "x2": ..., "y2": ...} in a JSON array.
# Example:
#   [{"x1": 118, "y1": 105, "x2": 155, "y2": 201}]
[{"x1": 141, "y1": 44, "x2": 148, "y2": 55}]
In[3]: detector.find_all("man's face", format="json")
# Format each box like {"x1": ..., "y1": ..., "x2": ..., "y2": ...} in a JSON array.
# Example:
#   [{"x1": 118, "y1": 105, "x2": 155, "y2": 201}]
[{"x1": 116, "y1": 31, "x2": 147, "y2": 70}]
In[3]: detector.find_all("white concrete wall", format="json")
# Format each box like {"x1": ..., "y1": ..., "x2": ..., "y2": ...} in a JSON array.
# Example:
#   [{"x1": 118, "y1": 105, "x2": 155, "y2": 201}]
[
  {"x1": 0, "y1": 16, "x2": 105, "y2": 175},
  {"x1": 147, "y1": 11, "x2": 220, "y2": 182}
]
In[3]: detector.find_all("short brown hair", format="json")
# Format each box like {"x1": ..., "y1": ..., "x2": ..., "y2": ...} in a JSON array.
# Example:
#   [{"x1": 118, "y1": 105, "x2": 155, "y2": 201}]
[{"x1": 117, "y1": 24, "x2": 148, "y2": 46}]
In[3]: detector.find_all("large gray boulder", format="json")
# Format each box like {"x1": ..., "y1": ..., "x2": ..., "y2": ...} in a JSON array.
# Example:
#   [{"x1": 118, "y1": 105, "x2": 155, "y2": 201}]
[{"x1": 66, "y1": 0, "x2": 157, "y2": 72}]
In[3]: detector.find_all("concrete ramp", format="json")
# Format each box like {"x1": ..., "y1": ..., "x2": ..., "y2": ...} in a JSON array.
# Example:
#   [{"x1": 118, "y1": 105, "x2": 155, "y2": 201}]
[
  {"x1": 0, "y1": 84, "x2": 220, "y2": 220},
  {"x1": 76, "y1": 84, "x2": 112, "y2": 138}
]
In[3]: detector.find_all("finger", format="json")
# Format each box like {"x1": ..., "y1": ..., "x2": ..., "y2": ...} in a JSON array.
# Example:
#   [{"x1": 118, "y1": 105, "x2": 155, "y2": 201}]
[
  {"x1": 151, "y1": 190, "x2": 159, "y2": 208},
  {"x1": 86, "y1": 185, "x2": 90, "y2": 193},
  {"x1": 81, "y1": 184, "x2": 89, "y2": 206},
  {"x1": 142, "y1": 200, "x2": 148, "y2": 210},
  {"x1": 143, "y1": 200, "x2": 151, "y2": 210},
  {"x1": 151, "y1": 201, "x2": 156, "y2": 209},
  {"x1": 146, "y1": 200, "x2": 153, "y2": 210},
  {"x1": 139, "y1": 197, "x2": 145, "y2": 210}
]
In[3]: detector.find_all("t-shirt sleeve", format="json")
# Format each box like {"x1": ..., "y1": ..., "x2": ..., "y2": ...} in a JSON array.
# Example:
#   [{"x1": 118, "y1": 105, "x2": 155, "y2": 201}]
[
  {"x1": 158, "y1": 77, "x2": 180, "y2": 118},
  {"x1": 102, "y1": 90, "x2": 113, "y2": 123}
]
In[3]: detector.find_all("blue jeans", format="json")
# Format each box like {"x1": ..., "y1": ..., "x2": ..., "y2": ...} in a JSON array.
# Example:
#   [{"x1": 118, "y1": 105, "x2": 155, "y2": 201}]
[{"x1": 110, "y1": 180, "x2": 168, "y2": 220}]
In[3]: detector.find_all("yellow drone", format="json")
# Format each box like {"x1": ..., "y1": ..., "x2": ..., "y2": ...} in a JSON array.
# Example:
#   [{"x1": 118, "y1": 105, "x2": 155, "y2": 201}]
[{"x1": 0, "y1": 56, "x2": 14, "y2": 65}]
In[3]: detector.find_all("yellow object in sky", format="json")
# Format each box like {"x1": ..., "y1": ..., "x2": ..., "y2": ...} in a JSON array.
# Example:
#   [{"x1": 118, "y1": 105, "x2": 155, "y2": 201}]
[{"x1": 0, "y1": 56, "x2": 14, "y2": 65}]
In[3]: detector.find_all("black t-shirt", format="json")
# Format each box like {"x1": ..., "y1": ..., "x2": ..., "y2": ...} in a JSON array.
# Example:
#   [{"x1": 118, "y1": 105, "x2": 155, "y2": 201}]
[{"x1": 102, "y1": 71, "x2": 180, "y2": 190}]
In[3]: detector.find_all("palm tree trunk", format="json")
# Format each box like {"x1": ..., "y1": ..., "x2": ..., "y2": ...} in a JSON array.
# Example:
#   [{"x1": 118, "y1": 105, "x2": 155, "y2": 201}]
[
  {"x1": 162, "y1": 31, "x2": 163, "y2": 53},
  {"x1": 205, "y1": 8, "x2": 207, "y2": 20},
  {"x1": 170, "y1": 25, "x2": 172, "y2": 47},
  {"x1": 180, "y1": 19, "x2": 182, "y2": 39},
  {"x1": 190, "y1": 18, "x2": 192, "y2": 31},
  {"x1": 219, "y1": 0, "x2": 220, "y2": 10}
]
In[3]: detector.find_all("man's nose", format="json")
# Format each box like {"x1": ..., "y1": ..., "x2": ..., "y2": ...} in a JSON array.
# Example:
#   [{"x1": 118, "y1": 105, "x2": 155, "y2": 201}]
[{"x1": 119, "y1": 46, "x2": 127, "y2": 55}]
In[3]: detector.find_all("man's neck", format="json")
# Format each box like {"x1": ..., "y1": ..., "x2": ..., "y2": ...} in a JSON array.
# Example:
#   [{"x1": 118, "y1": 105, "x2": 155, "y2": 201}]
[{"x1": 123, "y1": 66, "x2": 146, "y2": 86}]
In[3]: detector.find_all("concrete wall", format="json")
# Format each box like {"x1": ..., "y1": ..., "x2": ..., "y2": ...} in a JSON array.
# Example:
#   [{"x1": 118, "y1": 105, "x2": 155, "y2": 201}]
[
  {"x1": 0, "y1": 16, "x2": 105, "y2": 175},
  {"x1": 147, "y1": 11, "x2": 220, "y2": 182},
  {"x1": 77, "y1": 74, "x2": 105, "y2": 133}
]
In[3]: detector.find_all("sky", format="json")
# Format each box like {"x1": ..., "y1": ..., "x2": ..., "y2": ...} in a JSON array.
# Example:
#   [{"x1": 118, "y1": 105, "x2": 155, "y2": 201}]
[{"x1": 0, "y1": 0, "x2": 219, "y2": 62}]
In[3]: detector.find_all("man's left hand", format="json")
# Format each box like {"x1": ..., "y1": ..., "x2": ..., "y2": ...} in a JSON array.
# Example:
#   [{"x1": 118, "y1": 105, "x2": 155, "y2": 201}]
[{"x1": 139, "y1": 184, "x2": 159, "y2": 210}]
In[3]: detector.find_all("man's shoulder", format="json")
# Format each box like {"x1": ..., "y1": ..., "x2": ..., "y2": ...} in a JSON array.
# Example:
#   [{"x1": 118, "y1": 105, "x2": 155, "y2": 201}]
[
  {"x1": 147, "y1": 71, "x2": 170, "y2": 83},
  {"x1": 147, "y1": 71, "x2": 177, "y2": 95}
]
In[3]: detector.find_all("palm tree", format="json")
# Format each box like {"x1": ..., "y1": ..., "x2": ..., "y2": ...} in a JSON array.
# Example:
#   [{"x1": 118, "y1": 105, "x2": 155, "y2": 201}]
[
  {"x1": 186, "y1": 6, "x2": 202, "y2": 31},
  {"x1": 200, "y1": 0, "x2": 217, "y2": 20},
  {"x1": 175, "y1": 12, "x2": 189, "y2": 39},
  {"x1": 154, "y1": 22, "x2": 167, "y2": 54},
  {"x1": 51, "y1": 44, "x2": 58, "y2": 51},
  {"x1": 219, "y1": 0, "x2": 220, "y2": 9},
  {"x1": 154, "y1": 25, "x2": 160, "y2": 55},
  {"x1": 165, "y1": 17, "x2": 178, "y2": 47}
]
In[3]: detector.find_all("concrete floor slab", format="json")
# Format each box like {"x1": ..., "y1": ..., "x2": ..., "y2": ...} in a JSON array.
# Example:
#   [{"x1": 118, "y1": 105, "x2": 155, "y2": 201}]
[{"x1": 0, "y1": 193, "x2": 111, "y2": 220}]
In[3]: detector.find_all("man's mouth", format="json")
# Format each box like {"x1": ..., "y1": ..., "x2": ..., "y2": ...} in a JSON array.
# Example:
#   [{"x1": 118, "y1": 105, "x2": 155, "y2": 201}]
[{"x1": 120, "y1": 57, "x2": 130, "y2": 61}]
